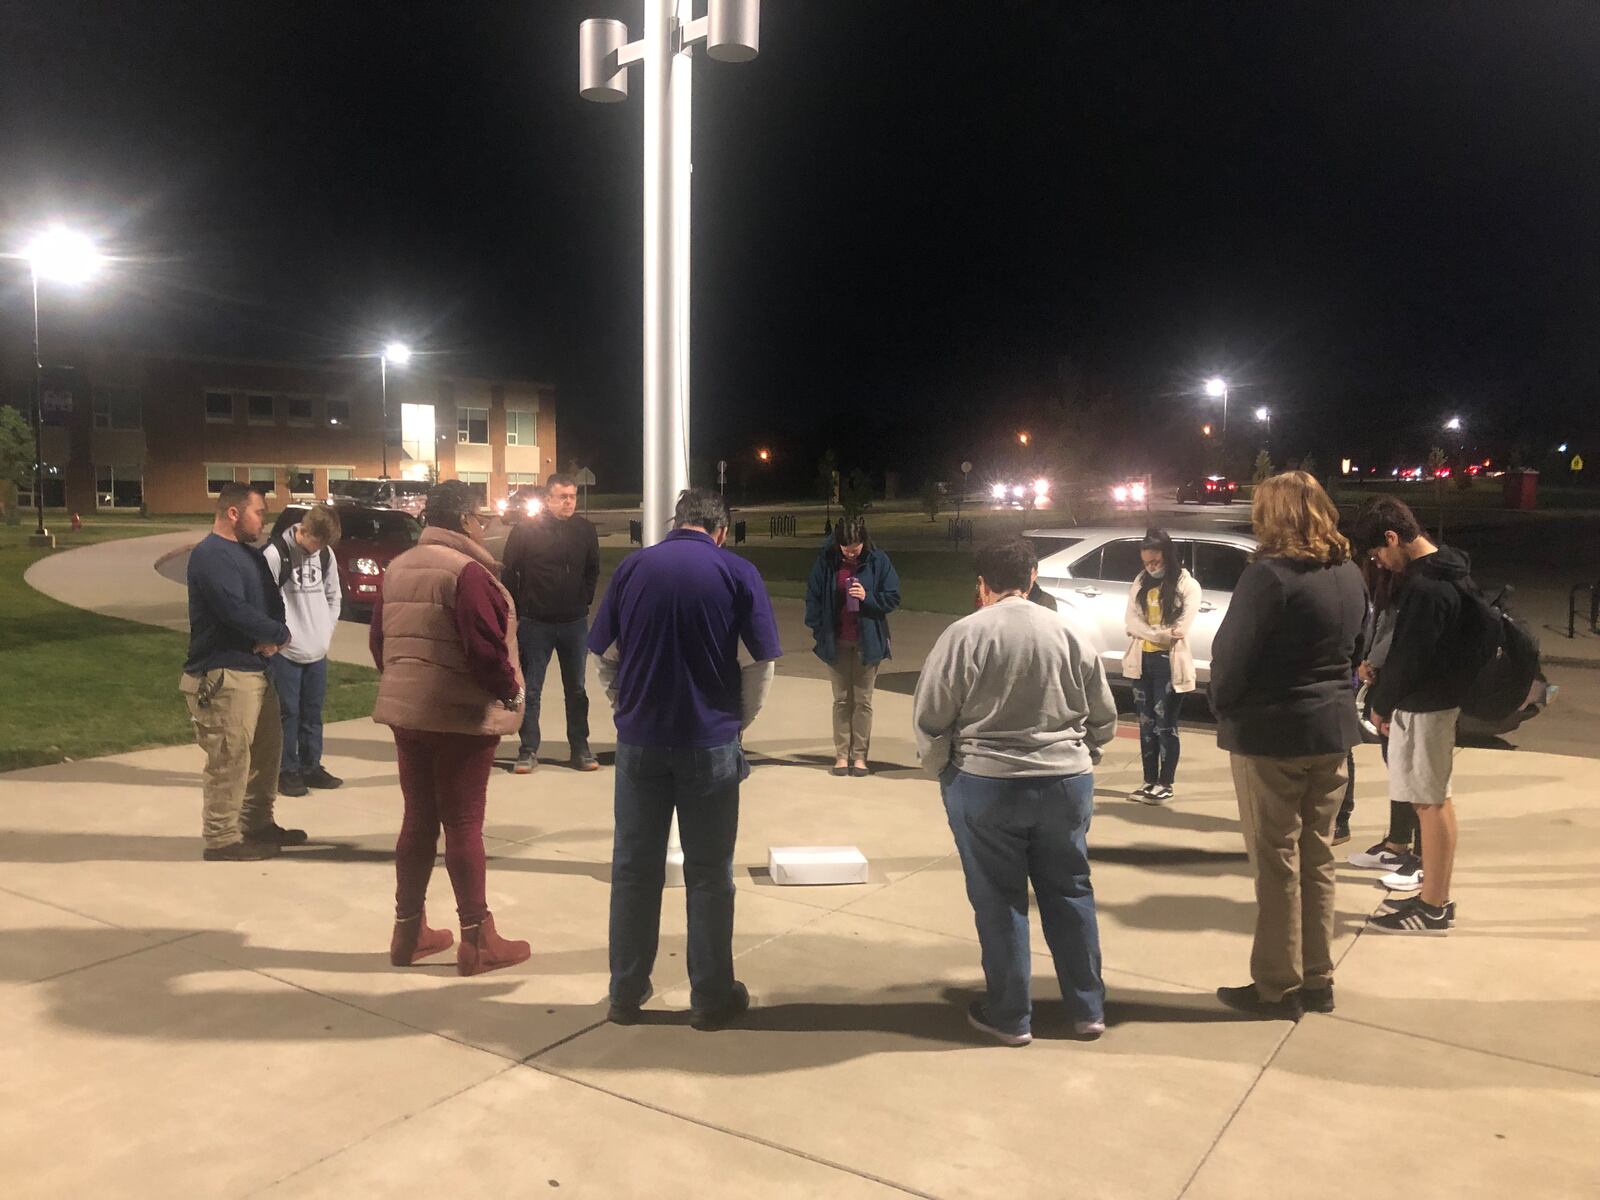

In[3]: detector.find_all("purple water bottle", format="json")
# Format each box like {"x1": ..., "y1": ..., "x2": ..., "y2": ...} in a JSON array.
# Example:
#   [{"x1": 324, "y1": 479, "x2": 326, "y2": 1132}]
[{"x1": 845, "y1": 576, "x2": 861, "y2": 614}]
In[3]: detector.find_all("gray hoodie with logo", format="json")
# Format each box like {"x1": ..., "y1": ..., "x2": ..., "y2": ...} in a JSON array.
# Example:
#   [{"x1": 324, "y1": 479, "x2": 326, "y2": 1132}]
[{"x1": 262, "y1": 524, "x2": 341, "y2": 664}]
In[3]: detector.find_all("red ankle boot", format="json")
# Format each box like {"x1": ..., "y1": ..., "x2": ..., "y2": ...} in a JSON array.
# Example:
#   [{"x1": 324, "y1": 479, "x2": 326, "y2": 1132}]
[
  {"x1": 390, "y1": 911, "x2": 454, "y2": 966},
  {"x1": 456, "y1": 913, "x2": 530, "y2": 977}
]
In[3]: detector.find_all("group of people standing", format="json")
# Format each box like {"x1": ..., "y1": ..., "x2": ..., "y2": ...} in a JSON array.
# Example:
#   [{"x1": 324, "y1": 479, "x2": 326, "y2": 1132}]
[{"x1": 179, "y1": 467, "x2": 1482, "y2": 1039}]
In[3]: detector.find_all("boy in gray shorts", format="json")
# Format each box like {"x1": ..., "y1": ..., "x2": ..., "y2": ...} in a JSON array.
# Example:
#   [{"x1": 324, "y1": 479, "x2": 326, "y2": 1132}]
[{"x1": 1354, "y1": 496, "x2": 1488, "y2": 935}]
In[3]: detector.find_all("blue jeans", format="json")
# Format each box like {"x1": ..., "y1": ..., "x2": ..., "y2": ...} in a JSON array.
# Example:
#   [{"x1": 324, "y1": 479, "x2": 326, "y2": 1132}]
[
  {"x1": 267, "y1": 656, "x2": 327, "y2": 775},
  {"x1": 518, "y1": 617, "x2": 591, "y2": 755},
  {"x1": 609, "y1": 741, "x2": 744, "y2": 1011},
  {"x1": 1131, "y1": 650, "x2": 1180, "y2": 786},
  {"x1": 942, "y1": 768, "x2": 1104, "y2": 1034}
]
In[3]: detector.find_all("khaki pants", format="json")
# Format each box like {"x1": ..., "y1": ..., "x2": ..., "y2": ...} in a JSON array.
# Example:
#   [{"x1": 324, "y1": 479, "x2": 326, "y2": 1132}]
[
  {"x1": 828, "y1": 641, "x2": 879, "y2": 760},
  {"x1": 181, "y1": 669, "x2": 283, "y2": 849},
  {"x1": 1230, "y1": 752, "x2": 1346, "y2": 1001}
]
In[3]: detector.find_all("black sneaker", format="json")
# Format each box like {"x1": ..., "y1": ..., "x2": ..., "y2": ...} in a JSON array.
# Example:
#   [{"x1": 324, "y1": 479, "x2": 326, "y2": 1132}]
[
  {"x1": 203, "y1": 840, "x2": 280, "y2": 862},
  {"x1": 964, "y1": 1000, "x2": 1032, "y2": 1046},
  {"x1": 1299, "y1": 984, "x2": 1335, "y2": 1014},
  {"x1": 1216, "y1": 983, "x2": 1303, "y2": 1021},
  {"x1": 1376, "y1": 894, "x2": 1457, "y2": 919},
  {"x1": 1368, "y1": 901, "x2": 1452, "y2": 935},
  {"x1": 278, "y1": 771, "x2": 309, "y2": 797},
  {"x1": 303, "y1": 766, "x2": 343, "y2": 790},
  {"x1": 512, "y1": 751, "x2": 537, "y2": 775},
  {"x1": 607, "y1": 984, "x2": 654, "y2": 1025},
  {"x1": 1332, "y1": 824, "x2": 1351, "y2": 846},
  {"x1": 690, "y1": 981, "x2": 750, "y2": 1031},
  {"x1": 570, "y1": 747, "x2": 600, "y2": 772},
  {"x1": 247, "y1": 823, "x2": 308, "y2": 847}
]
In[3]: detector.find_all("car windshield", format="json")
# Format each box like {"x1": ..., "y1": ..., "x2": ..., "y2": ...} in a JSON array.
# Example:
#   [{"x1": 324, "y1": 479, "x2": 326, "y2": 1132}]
[
  {"x1": 1024, "y1": 535, "x2": 1082, "y2": 560},
  {"x1": 329, "y1": 480, "x2": 383, "y2": 502},
  {"x1": 389, "y1": 481, "x2": 429, "y2": 497},
  {"x1": 342, "y1": 511, "x2": 421, "y2": 545}
]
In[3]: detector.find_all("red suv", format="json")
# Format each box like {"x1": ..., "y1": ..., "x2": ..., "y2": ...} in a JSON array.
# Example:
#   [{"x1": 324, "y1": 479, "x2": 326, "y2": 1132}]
[{"x1": 269, "y1": 503, "x2": 421, "y2": 616}]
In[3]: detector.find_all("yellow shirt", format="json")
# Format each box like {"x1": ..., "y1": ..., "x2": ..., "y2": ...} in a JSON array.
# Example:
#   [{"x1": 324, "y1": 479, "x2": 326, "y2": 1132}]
[{"x1": 1141, "y1": 589, "x2": 1166, "y2": 653}]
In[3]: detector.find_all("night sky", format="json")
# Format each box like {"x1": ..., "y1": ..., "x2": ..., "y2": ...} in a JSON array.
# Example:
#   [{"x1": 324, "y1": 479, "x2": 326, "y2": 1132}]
[{"x1": 2, "y1": 2, "x2": 1597, "y2": 488}]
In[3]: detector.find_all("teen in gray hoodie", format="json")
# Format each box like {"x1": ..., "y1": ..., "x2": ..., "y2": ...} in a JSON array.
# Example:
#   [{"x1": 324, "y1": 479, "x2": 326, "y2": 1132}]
[{"x1": 262, "y1": 504, "x2": 344, "y2": 795}]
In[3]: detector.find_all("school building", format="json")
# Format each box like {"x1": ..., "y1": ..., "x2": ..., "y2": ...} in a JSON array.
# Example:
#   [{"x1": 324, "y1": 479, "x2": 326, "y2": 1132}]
[{"x1": 11, "y1": 348, "x2": 558, "y2": 515}]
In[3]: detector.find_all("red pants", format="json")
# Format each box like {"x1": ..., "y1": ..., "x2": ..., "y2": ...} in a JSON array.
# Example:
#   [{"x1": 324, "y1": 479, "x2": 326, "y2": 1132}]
[{"x1": 393, "y1": 729, "x2": 498, "y2": 926}]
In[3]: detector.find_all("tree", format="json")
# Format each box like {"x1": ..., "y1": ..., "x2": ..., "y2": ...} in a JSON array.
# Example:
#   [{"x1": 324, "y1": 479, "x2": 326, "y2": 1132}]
[
  {"x1": 841, "y1": 468, "x2": 874, "y2": 520},
  {"x1": 1252, "y1": 449, "x2": 1274, "y2": 484},
  {"x1": 815, "y1": 448, "x2": 839, "y2": 521},
  {"x1": 0, "y1": 405, "x2": 34, "y2": 526},
  {"x1": 1298, "y1": 453, "x2": 1319, "y2": 482},
  {"x1": 1427, "y1": 445, "x2": 1448, "y2": 537},
  {"x1": 919, "y1": 478, "x2": 941, "y2": 522}
]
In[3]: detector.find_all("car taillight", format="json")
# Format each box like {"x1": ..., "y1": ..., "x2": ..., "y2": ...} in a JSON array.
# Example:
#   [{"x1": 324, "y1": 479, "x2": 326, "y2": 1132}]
[
  {"x1": 1227, "y1": 481, "x2": 1237, "y2": 490},
  {"x1": 1206, "y1": 480, "x2": 1217, "y2": 490}
]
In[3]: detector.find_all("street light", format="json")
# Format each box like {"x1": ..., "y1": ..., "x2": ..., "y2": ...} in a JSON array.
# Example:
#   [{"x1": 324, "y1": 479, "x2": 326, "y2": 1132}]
[
  {"x1": 1017, "y1": 431, "x2": 1031, "y2": 446},
  {"x1": 1444, "y1": 416, "x2": 1462, "y2": 432},
  {"x1": 756, "y1": 446, "x2": 771, "y2": 463},
  {"x1": 1204, "y1": 376, "x2": 1229, "y2": 442},
  {"x1": 578, "y1": 0, "x2": 762, "y2": 545},
  {"x1": 377, "y1": 342, "x2": 412, "y2": 479},
  {"x1": 21, "y1": 225, "x2": 106, "y2": 546}
]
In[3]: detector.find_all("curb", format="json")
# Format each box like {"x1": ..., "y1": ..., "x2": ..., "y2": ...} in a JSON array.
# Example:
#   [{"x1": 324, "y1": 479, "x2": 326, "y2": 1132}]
[{"x1": 1543, "y1": 655, "x2": 1600, "y2": 672}]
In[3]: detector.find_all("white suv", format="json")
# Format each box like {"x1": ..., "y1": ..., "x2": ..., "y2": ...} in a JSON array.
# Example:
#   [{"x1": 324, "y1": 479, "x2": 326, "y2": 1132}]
[{"x1": 1024, "y1": 526, "x2": 1260, "y2": 682}]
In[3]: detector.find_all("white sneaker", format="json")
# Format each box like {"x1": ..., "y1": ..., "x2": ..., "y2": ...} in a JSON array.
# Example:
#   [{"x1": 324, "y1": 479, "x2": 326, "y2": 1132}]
[
  {"x1": 1348, "y1": 842, "x2": 1411, "y2": 871},
  {"x1": 1378, "y1": 861, "x2": 1424, "y2": 892},
  {"x1": 1128, "y1": 784, "x2": 1157, "y2": 801}
]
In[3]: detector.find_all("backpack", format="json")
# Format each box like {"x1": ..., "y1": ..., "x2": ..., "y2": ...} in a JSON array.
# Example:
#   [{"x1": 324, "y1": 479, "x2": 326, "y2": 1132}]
[
  {"x1": 1457, "y1": 583, "x2": 1541, "y2": 723},
  {"x1": 269, "y1": 531, "x2": 331, "y2": 590}
]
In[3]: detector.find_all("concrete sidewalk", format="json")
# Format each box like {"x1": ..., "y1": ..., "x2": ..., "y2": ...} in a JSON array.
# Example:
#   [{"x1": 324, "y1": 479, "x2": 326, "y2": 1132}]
[{"x1": 4, "y1": 662, "x2": 1599, "y2": 1197}]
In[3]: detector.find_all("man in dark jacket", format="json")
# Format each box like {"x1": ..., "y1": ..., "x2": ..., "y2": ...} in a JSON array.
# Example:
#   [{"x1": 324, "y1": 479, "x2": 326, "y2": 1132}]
[
  {"x1": 501, "y1": 473, "x2": 601, "y2": 772},
  {"x1": 1353, "y1": 496, "x2": 1486, "y2": 936},
  {"x1": 182, "y1": 483, "x2": 308, "y2": 861}
]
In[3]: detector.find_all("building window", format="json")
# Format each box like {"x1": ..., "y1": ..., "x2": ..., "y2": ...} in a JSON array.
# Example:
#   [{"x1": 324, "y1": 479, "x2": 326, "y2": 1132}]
[
  {"x1": 205, "y1": 463, "x2": 241, "y2": 496},
  {"x1": 286, "y1": 396, "x2": 315, "y2": 426},
  {"x1": 247, "y1": 394, "x2": 275, "y2": 425},
  {"x1": 289, "y1": 468, "x2": 316, "y2": 496},
  {"x1": 458, "y1": 471, "x2": 489, "y2": 507},
  {"x1": 457, "y1": 407, "x2": 489, "y2": 445},
  {"x1": 93, "y1": 387, "x2": 142, "y2": 430},
  {"x1": 327, "y1": 398, "x2": 351, "y2": 427},
  {"x1": 19, "y1": 464, "x2": 66, "y2": 509},
  {"x1": 205, "y1": 392, "x2": 234, "y2": 423},
  {"x1": 248, "y1": 465, "x2": 277, "y2": 495},
  {"x1": 95, "y1": 464, "x2": 143, "y2": 509},
  {"x1": 327, "y1": 467, "x2": 355, "y2": 482},
  {"x1": 507, "y1": 472, "x2": 540, "y2": 486},
  {"x1": 506, "y1": 410, "x2": 536, "y2": 446}
]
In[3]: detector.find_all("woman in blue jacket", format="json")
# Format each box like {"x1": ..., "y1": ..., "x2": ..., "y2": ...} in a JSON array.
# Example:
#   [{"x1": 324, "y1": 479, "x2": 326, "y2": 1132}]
[{"x1": 804, "y1": 518, "x2": 901, "y2": 776}]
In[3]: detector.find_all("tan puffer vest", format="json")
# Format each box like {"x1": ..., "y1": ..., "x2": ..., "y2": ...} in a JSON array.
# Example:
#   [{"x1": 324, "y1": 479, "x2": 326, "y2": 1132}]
[{"x1": 373, "y1": 526, "x2": 523, "y2": 737}]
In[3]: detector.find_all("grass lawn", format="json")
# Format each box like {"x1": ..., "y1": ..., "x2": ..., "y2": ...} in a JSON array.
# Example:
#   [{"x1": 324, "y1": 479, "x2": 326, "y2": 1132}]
[{"x1": 0, "y1": 519, "x2": 378, "y2": 771}]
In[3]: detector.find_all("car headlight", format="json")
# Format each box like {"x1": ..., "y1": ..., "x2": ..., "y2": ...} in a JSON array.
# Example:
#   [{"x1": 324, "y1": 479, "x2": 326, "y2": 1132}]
[
  {"x1": 526, "y1": 499, "x2": 542, "y2": 517},
  {"x1": 1011, "y1": 484, "x2": 1025, "y2": 499},
  {"x1": 1131, "y1": 482, "x2": 1147, "y2": 501},
  {"x1": 1033, "y1": 478, "x2": 1049, "y2": 497},
  {"x1": 496, "y1": 499, "x2": 508, "y2": 514},
  {"x1": 354, "y1": 558, "x2": 381, "y2": 576},
  {"x1": 1112, "y1": 485, "x2": 1128, "y2": 503},
  {"x1": 990, "y1": 483, "x2": 1007, "y2": 500}
]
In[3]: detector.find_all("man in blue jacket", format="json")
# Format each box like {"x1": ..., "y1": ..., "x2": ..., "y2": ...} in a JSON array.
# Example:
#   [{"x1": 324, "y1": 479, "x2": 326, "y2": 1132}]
[{"x1": 182, "y1": 483, "x2": 308, "y2": 861}]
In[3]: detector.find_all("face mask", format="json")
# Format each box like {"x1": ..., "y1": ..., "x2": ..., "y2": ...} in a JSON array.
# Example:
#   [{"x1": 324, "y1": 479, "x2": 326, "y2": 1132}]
[{"x1": 1146, "y1": 567, "x2": 1166, "y2": 581}]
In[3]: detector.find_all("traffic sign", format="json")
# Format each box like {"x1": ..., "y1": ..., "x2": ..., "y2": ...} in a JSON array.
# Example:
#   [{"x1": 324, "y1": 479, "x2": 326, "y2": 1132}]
[
  {"x1": 960, "y1": 461, "x2": 972, "y2": 475},
  {"x1": 575, "y1": 467, "x2": 597, "y2": 486},
  {"x1": 1573, "y1": 454, "x2": 1585, "y2": 472}
]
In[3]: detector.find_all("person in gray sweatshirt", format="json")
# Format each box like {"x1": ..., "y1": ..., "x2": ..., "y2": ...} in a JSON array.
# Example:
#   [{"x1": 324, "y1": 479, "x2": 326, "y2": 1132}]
[
  {"x1": 913, "y1": 537, "x2": 1118, "y2": 1046},
  {"x1": 262, "y1": 504, "x2": 344, "y2": 796}
]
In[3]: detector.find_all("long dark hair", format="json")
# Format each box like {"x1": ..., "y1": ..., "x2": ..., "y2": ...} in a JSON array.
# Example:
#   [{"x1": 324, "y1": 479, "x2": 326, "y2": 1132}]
[
  {"x1": 828, "y1": 517, "x2": 874, "y2": 564},
  {"x1": 1137, "y1": 528, "x2": 1184, "y2": 626},
  {"x1": 1360, "y1": 554, "x2": 1396, "y2": 612}
]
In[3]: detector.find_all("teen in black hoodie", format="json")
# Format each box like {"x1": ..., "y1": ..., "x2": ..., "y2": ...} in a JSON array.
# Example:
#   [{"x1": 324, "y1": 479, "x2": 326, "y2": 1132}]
[{"x1": 1353, "y1": 496, "x2": 1486, "y2": 936}]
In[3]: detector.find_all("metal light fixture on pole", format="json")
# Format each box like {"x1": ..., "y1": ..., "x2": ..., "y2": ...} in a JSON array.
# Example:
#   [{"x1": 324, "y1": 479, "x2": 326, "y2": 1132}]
[
  {"x1": 579, "y1": 0, "x2": 761, "y2": 546},
  {"x1": 378, "y1": 342, "x2": 412, "y2": 479},
  {"x1": 1205, "y1": 377, "x2": 1229, "y2": 443},
  {"x1": 20, "y1": 226, "x2": 105, "y2": 547}
]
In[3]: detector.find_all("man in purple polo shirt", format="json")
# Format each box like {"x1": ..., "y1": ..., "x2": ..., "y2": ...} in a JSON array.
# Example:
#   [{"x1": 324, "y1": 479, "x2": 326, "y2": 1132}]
[{"x1": 589, "y1": 488, "x2": 782, "y2": 1030}]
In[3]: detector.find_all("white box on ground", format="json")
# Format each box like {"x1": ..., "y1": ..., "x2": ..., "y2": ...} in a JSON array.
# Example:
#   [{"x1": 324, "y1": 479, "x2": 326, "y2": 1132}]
[{"x1": 768, "y1": 846, "x2": 869, "y2": 886}]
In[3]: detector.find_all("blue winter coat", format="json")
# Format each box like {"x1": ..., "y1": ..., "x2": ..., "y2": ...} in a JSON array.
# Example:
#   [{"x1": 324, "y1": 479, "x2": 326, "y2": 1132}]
[{"x1": 803, "y1": 545, "x2": 902, "y2": 667}]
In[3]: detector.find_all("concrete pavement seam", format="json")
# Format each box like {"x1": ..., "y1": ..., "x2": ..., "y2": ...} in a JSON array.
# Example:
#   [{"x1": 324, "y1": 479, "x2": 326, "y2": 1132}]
[
  {"x1": 520, "y1": 1058, "x2": 942, "y2": 1200},
  {"x1": 24, "y1": 929, "x2": 206, "y2": 986}
]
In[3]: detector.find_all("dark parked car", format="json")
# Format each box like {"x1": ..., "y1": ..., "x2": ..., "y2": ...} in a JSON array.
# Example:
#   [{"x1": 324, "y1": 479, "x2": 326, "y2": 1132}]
[
  {"x1": 1176, "y1": 474, "x2": 1239, "y2": 504},
  {"x1": 328, "y1": 477, "x2": 430, "y2": 516},
  {"x1": 268, "y1": 502, "x2": 421, "y2": 616}
]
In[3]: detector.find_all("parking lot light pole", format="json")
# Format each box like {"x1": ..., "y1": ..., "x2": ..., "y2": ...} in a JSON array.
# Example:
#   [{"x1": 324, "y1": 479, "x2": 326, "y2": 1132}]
[
  {"x1": 579, "y1": 0, "x2": 761, "y2": 545},
  {"x1": 20, "y1": 226, "x2": 105, "y2": 546},
  {"x1": 1205, "y1": 377, "x2": 1229, "y2": 444},
  {"x1": 378, "y1": 342, "x2": 412, "y2": 479}
]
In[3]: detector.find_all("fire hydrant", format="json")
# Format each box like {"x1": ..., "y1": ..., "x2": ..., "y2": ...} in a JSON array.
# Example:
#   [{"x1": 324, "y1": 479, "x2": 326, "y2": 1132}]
[{"x1": 70, "y1": 512, "x2": 82, "y2": 531}]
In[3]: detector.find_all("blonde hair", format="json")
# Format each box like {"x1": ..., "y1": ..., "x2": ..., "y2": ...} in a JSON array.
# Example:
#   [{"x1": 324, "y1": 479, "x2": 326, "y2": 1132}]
[
  {"x1": 1251, "y1": 471, "x2": 1349, "y2": 564},
  {"x1": 302, "y1": 503, "x2": 342, "y2": 547}
]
